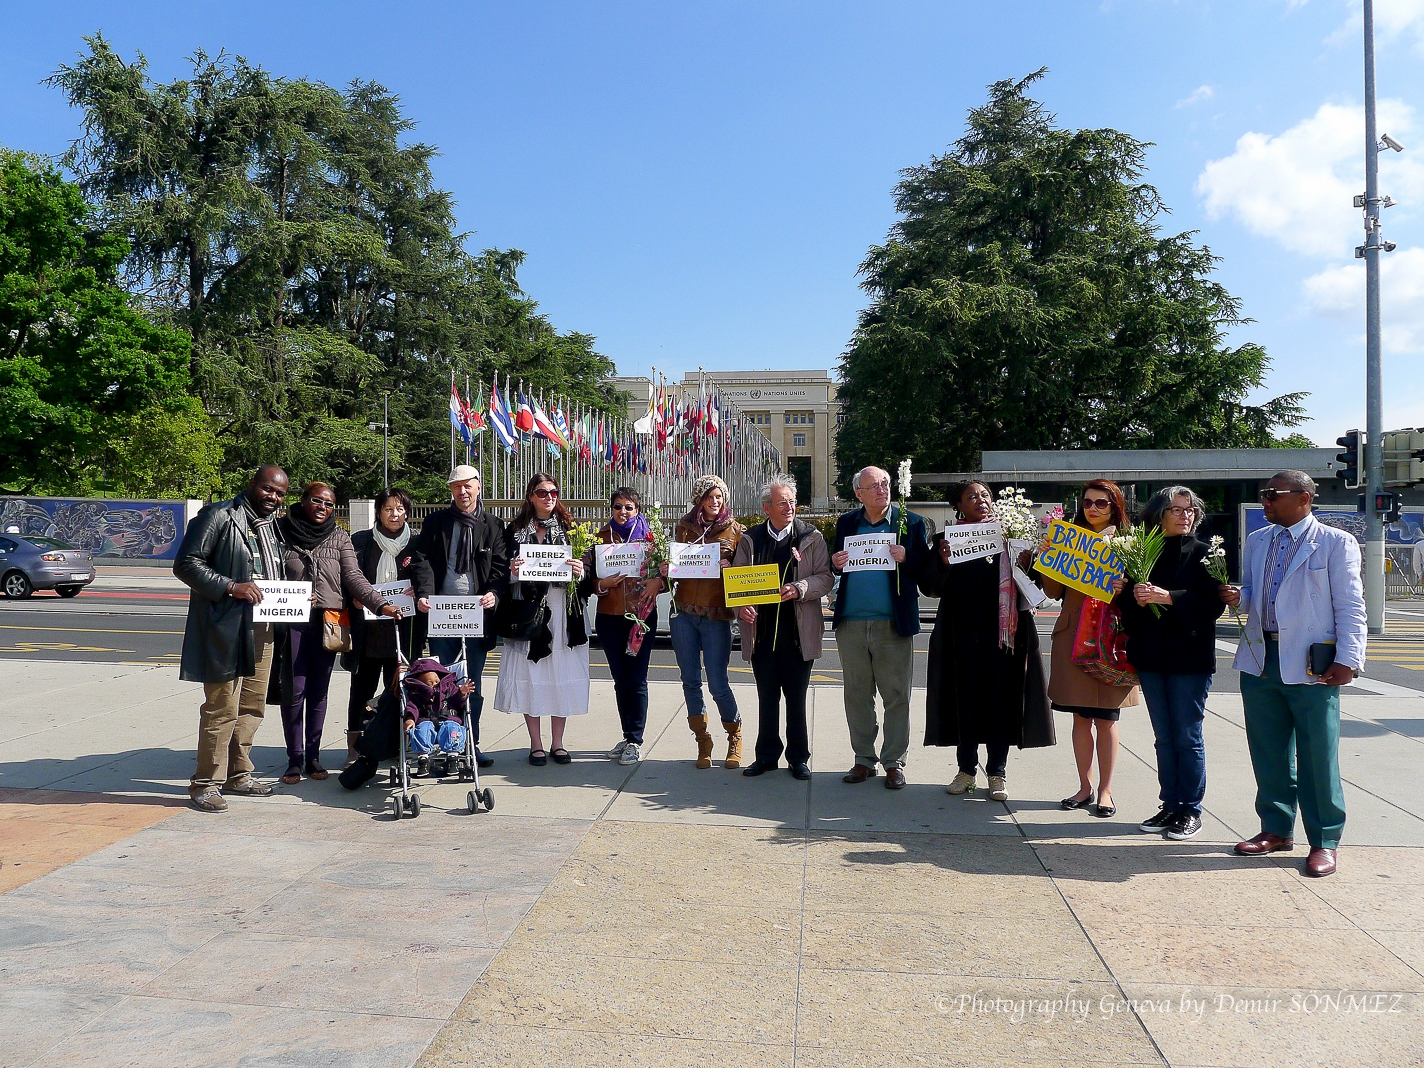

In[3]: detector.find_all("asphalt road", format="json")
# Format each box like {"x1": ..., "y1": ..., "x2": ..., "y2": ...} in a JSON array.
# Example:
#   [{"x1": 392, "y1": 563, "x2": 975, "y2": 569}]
[{"x1": 3, "y1": 585, "x2": 1422, "y2": 696}]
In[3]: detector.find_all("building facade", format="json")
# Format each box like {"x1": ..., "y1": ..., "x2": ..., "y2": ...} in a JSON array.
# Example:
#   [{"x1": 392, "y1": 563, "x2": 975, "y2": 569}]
[{"x1": 607, "y1": 370, "x2": 843, "y2": 509}]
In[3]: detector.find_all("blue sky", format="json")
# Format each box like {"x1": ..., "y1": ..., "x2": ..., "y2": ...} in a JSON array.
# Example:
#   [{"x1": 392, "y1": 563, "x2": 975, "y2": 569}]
[{"x1": 3, "y1": 1, "x2": 1422, "y2": 445}]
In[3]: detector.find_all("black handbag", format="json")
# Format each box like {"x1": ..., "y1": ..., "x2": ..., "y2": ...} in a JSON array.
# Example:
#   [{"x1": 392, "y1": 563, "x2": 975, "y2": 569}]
[{"x1": 495, "y1": 594, "x2": 549, "y2": 642}]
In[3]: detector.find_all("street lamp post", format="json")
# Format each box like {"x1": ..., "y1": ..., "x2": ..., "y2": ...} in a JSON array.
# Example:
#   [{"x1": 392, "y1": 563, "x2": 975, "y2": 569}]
[{"x1": 367, "y1": 392, "x2": 390, "y2": 490}]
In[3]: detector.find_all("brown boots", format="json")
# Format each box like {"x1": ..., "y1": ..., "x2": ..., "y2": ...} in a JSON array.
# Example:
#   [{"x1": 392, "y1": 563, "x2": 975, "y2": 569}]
[
  {"x1": 690, "y1": 714, "x2": 715, "y2": 769},
  {"x1": 690, "y1": 715, "x2": 743, "y2": 769},
  {"x1": 724, "y1": 720, "x2": 743, "y2": 769}
]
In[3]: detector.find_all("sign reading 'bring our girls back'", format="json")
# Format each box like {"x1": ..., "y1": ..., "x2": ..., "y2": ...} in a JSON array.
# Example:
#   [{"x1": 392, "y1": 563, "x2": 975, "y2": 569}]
[{"x1": 1032, "y1": 519, "x2": 1123, "y2": 603}]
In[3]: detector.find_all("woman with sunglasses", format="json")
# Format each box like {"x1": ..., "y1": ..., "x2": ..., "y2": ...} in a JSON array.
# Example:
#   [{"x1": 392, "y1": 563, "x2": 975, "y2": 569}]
[
  {"x1": 928, "y1": 481, "x2": 1053, "y2": 802},
  {"x1": 1037, "y1": 479, "x2": 1140, "y2": 818},
  {"x1": 279, "y1": 482, "x2": 401, "y2": 784},
  {"x1": 494, "y1": 473, "x2": 589, "y2": 765},
  {"x1": 1114, "y1": 486, "x2": 1226, "y2": 840},
  {"x1": 578, "y1": 487, "x2": 664, "y2": 766}
]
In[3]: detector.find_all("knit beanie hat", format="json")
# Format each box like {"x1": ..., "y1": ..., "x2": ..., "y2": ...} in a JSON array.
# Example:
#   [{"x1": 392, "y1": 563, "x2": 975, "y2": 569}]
[{"x1": 689, "y1": 474, "x2": 731, "y2": 509}]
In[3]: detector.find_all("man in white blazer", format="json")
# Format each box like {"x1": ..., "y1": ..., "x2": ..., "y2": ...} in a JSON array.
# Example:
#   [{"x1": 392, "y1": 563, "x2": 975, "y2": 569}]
[{"x1": 1222, "y1": 471, "x2": 1367, "y2": 877}]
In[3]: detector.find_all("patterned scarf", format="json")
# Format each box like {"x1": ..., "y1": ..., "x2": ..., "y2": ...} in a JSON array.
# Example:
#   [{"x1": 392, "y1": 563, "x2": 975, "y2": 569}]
[
  {"x1": 240, "y1": 495, "x2": 281, "y2": 581},
  {"x1": 956, "y1": 517, "x2": 1018, "y2": 651}
]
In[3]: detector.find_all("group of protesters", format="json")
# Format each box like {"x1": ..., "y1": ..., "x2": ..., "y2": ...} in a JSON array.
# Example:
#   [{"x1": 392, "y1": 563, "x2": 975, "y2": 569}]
[{"x1": 176, "y1": 461, "x2": 1365, "y2": 878}]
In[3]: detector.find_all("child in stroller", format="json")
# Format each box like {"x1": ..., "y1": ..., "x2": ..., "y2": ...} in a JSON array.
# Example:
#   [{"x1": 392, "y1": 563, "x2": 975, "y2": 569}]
[{"x1": 402, "y1": 657, "x2": 475, "y2": 777}]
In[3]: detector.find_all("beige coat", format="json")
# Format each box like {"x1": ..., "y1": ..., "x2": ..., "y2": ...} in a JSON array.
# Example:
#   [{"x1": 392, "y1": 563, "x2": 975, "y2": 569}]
[{"x1": 1046, "y1": 586, "x2": 1141, "y2": 710}]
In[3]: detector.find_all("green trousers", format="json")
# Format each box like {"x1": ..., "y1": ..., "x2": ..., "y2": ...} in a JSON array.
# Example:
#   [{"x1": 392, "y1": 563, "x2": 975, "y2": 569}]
[
  {"x1": 837, "y1": 619, "x2": 914, "y2": 770},
  {"x1": 1239, "y1": 640, "x2": 1347, "y2": 849}
]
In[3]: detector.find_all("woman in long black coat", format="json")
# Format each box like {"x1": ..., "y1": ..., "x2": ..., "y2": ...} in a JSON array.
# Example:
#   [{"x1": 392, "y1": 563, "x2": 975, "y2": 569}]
[
  {"x1": 922, "y1": 480, "x2": 1053, "y2": 802},
  {"x1": 343, "y1": 487, "x2": 434, "y2": 767}
]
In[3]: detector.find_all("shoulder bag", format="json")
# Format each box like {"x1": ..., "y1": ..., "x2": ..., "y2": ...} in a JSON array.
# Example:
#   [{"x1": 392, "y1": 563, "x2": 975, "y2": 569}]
[{"x1": 1070, "y1": 597, "x2": 1138, "y2": 688}]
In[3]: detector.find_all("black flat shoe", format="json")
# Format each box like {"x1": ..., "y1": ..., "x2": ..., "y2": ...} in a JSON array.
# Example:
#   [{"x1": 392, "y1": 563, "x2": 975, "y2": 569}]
[
  {"x1": 528, "y1": 749, "x2": 548, "y2": 766},
  {"x1": 790, "y1": 762, "x2": 811, "y2": 781},
  {"x1": 742, "y1": 761, "x2": 773, "y2": 777},
  {"x1": 1091, "y1": 802, "x2": 1117, "y2": 818},
  {"x1": 551, "y1": 748, "x2": 572, "y2": 765},
  {"x1": 1061, "y1": 790, "x2": 1095, "y2": 811}
]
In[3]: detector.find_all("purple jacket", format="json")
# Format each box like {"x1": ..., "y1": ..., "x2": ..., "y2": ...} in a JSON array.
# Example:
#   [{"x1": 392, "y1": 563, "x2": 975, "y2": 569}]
[{"x1": 401, "y1": 657, "x2": 467, "y2": 725}]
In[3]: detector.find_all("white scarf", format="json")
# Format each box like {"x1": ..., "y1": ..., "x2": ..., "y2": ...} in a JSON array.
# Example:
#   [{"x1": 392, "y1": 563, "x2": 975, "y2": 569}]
[{"x1": 371, "y1": 524, "x2": 410, "y2": 585}]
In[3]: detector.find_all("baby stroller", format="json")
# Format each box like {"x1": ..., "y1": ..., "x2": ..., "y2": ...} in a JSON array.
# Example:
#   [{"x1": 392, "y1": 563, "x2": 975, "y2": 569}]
[{"x1": 387, "y1": 628, "x2": 494, "y2": 819}]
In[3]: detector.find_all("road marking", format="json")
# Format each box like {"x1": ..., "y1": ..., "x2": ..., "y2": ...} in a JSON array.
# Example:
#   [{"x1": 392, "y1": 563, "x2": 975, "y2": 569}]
[
  {"x1": 0, "y1": 624, "x2": 183, "y2": 635},
  {"x1": 2, "y1": 642, "x2": 134, "y2": 654}
]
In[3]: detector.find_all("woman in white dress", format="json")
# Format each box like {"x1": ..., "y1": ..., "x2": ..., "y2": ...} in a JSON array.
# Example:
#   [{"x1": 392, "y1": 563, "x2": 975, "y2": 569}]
[{"x1": 494, "y1": 473, "x2": 590, "y2": 765}]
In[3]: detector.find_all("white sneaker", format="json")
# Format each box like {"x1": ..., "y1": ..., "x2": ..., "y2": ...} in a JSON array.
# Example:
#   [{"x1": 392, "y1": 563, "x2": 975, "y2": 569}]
[
  {"x1": 988, "y1": 776, "x2": 1008, "y2": 802},
  {"x1": 947, "y1": 771, "x2": 977, "y2": 795},
  {"x1": 607, "y1": 740, "x2": 628, "y2": 760},
  {"x1": 618, "y1": 742, "x2": 641, "y2": 766}
]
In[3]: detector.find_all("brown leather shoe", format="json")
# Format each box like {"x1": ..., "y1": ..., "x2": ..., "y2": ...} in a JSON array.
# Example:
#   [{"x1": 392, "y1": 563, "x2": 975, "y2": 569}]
[
  {"x1": 842, "y1": 764, "x2": 876, "y2": 784},
  {"x1": 885, "y1": 767, "x2": 906, "y2": 790},
  {"x1": 1305, "y1": 847, "x2": 1338, "y2": 877},
  {"x1": 1234, "y1": 832, "x2": 1295, "y2": 856}
]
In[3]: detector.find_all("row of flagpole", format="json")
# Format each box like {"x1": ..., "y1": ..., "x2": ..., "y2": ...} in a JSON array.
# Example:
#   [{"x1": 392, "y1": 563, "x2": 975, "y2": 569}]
[{"x1": 444, "y1": 368, "x2": 783, "y2": 521}]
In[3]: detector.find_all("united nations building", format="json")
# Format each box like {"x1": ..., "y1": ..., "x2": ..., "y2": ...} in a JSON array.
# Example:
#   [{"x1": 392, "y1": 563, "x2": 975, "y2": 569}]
[{"x1": 607, "y1": 370, "x2": 843, "y2": 509}]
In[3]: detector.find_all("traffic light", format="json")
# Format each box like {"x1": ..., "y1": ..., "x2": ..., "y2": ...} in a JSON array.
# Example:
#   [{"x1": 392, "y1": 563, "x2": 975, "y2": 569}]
[
  {"x1": 1336, "y1": 429, "x2": 1363, "y2": 489},
  {"x1": 1383, "y1": 428, "x2": 1424, "y2": 486},
  {"x1": 1375, "y1": 491, "x2": 1403, "y2": 524}
]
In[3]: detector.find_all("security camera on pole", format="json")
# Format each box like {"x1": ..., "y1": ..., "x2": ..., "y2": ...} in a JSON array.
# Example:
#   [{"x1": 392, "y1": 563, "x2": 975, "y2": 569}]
[{"x1": 1357, "y1": 0, "x2": 1404, "y2": 636}]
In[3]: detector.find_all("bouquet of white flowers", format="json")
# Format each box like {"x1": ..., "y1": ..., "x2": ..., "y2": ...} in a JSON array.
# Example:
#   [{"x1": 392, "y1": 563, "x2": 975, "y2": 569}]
[
  {"x1": 1107, "y1": 525, "x2": 1166, "y2": 617},
  {"x1": 993, "y1": 486, "x2": 1039, "y2": 545},
  {"x1": 1201, "y1": 535, "x2": 1254, "y2": 652},
  {"x1": 895, "y1": 459, "x2": 911, "y2": 593}
]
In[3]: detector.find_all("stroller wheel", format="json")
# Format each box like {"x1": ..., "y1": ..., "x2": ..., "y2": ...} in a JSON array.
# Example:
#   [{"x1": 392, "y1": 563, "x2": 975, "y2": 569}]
[
  {"x1": 480, "y1": 787, "x2": 495, "y2": 812},
  {"x1": 467, "y1": 790, "x2": 477, "y2": 814},
  {"x1": 391, "y1": 794, "x2": 404, "y2": 820},
  {"x1": 409, "y1": 793, "x2": 422, "y2": 818}
]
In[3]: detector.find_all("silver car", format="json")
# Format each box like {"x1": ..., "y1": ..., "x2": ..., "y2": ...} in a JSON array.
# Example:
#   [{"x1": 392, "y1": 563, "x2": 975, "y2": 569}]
[{"x1": 0, "y1": 534, "x2": 96, "y2": 598}]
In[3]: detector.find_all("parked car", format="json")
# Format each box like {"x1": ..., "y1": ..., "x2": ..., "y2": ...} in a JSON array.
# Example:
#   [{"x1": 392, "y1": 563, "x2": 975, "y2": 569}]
[
  {"x1": 0, "y1": 535, "x2": 96, "y2": 598},
  {"x1": 585, "y1": 589, "x2": 674, "y2": 645}
]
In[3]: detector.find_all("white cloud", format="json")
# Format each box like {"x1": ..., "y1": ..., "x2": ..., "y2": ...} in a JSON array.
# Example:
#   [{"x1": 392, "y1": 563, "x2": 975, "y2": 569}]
[
  {"x1": 1195, "y1": 100, "x2": 1424, "y2": 257},
  {"x1": 1176, "y1": 85, "x2": 1214, "y2": 108},
  {"x1": 1327, "y1": 0, "x2": 1424, "y2": 50},
  {"x1": 1303, "y1": 246, "x2": 1424, "y2": 352}
]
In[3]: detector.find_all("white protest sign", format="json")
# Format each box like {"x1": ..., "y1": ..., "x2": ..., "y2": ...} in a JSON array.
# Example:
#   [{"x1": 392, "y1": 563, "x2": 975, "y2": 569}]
[
  {"x1": 252, "y1": 581, "x2": 312, "y2": 623},
  {"x1": 363, "y1": 580, "x2": 415, "y2": 620},
  {"x1": 1012, "y1": 565, "x2": 1048, "y2": 608},
  {"x1": 595, "y1": 541, "x2": 647, "y2": 578},
  {"x1": 842, "y1": 533, "x2": 896, "y2": 572},
  {"x1": 940, "y1": 521, "x2": 1004, "y2": 564},
  {"x1": 427, "y1": 596, "x2": 485, "y2": 637},
  {"x1": 518, "y1": 543, "x2": 573, "y2": 582},
  {"x1": 668, "y1": 542, "x2": 721, "y2": 579}
]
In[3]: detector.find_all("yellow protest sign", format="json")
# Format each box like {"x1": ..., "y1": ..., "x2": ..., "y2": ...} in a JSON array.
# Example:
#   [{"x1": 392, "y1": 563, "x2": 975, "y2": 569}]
[
  {"x1": 722, "y1": 563, "x2": 784, "y2": 607},
  {"x1": 1031, "y1": 519, "x2": 1123, "y2": 603}
]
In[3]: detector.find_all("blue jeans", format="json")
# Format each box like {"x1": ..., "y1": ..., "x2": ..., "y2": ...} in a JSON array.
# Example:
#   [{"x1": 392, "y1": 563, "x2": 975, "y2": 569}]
[
  {"x1": 669, "y1": 611, "x2": 739, "y2": 723},
  {"x1": 408, "y1": 720, "x2": 465, "y2": 755},
  {"x1": 429, "y1": 637, "x2": 489, "y2": 746},
  {"x1": 595, "y1": 609, "x2": 657, "y2": 744},
  {"x1": 1137, "y1": 671, "x2": 1211, "y2": 816}
]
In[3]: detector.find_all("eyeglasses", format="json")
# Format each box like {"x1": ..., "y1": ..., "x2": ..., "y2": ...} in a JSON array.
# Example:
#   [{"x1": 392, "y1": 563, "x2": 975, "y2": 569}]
[
  {"x1": 305, "y1": 498, "x2": 335, "y2": 511},
  {"x1": 1165, "y1": 506, "x2": 1196, "y2": 517},
  {"x1": 1260, "y1": 489, "x2": 1307, "y2": 502},
  {"x1": 1082, "y1": 498, "x2": 1111, "y2": 511},
  {"x1": 533, "y1": 488, "x2": 559, "y2": 500},
  {"x1": 861, "y1": 481, "x2": 890, "y2": 493}
]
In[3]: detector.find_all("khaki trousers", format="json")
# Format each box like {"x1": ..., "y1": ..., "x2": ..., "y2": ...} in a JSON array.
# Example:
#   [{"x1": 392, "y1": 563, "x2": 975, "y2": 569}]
[
  {"x1": 191, "y1": 624, "x2": 274, "y2": 795},
  {"x1": 837, "y1": 619, "x2": 913, "y2": 770}
]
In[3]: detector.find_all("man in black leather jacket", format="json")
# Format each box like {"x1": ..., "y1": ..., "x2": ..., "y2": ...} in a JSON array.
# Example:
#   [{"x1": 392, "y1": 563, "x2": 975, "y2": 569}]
[{"x1": 174, "y1": 465, "x2": 288, "y2": 812}]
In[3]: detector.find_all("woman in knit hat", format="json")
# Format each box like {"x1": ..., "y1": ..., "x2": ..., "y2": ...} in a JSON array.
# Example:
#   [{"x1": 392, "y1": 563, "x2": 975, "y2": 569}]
[{"x1": 660, "y1": 475, "x2": 746, "y2": 768}]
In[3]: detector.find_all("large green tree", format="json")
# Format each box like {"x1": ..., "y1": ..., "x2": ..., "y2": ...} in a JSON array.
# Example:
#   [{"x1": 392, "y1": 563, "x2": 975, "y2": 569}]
[
  {"x1": 0, "y1": 149, "x2": 219, "y2": 496},
  {"x1": 49, "y1": 36, "x2": 619, "y2": 500},
  {"x1": 835, "y1": 71, "x2": 1306, "y2": 494}
]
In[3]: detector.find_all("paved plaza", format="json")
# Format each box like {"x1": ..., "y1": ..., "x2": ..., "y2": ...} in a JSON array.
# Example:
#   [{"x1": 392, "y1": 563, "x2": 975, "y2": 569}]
[{"x1": 1, "y1": 649, "x2": 1422, "y2": 1067}]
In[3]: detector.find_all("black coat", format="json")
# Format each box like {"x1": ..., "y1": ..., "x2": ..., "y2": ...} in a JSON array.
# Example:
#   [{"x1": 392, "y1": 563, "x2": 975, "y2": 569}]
[
  {"x1": 921, "y1": 540, "x2": 1054, "y2": 750},
  {"x1": 346, "y1": 527, "x2": 434, "y2": 663},
  {"x1": 416, "y1": 506, "x2": 509, "y2": 600},
  {"x1": 504, "y1": 519, "x2": 588, "y2": 648},
  {"x1": 1119, "y1": 534, "x2": 1226, "y2": 676},
  {"x1": 174, "y1": 495, "x2": 286, "y2": 685}
]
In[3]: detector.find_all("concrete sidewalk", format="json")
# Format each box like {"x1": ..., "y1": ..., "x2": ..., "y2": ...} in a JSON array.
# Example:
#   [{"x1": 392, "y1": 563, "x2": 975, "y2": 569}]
[{"x1": 1, "y1": 661, "x2": 1421, "y2": 1067}]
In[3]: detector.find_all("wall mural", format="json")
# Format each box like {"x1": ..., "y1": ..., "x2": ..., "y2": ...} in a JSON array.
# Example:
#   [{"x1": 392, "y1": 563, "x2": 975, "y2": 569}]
[{"x1": 0, "y1": 498, "x2": 185, "y2": 561}]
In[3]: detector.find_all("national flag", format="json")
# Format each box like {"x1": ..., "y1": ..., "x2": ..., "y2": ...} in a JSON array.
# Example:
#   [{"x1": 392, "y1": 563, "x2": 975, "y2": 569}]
[
  {"x1": 708, "y1": 394, "x2": 720, "y2": 436},
  {"x1": 515, "y1": 393, "x2": 535, "y2": 436},
  {"x1": 530, "y1": 396, "x2": 565, "y2": 447},
  {"x1": 449, "y1": 384, "x2": 473, "y2": 446},
  {"x1": 553, "y1": 407, "x2": 573, "y2": 448},
  {"x1": 464, "y1": 390, "x2": 486, "y2": 434},
  {"x1": 633, "y1": 389, "x2": 657, "y2": 435},
  {"x1": 488, "y1": 381, "x2": 518, "y2": 451}
]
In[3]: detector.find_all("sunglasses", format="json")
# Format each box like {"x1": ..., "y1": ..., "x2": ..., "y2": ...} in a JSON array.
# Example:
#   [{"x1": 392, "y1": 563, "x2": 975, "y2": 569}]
[
  {"x1": 1082, "y1": 498, "x2": 1111, "y2": 510},
  {"x1": 1260, "y1": 488, "x2": 1307, "y2": 502},
  {"x1": 611, "y1": 502, "x2": 638, "y2": 511},
  {"x1": 533, "y1": 488, "x2": 559, "y2": 500}
]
